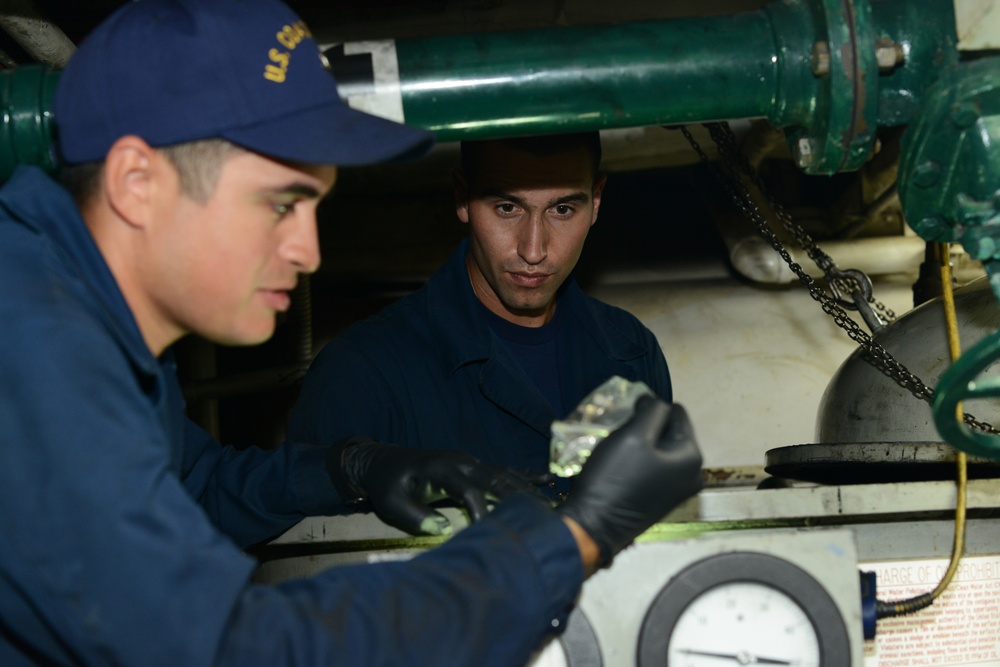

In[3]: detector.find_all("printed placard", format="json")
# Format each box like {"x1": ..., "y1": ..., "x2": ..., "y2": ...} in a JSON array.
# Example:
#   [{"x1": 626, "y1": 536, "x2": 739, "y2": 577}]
[{"x1": 861, "y1": 556, "x2": 1000, "y2": 666}]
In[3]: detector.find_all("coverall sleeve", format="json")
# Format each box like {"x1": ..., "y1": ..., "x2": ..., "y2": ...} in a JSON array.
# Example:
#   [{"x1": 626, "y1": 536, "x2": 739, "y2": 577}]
[
  {"x1": 644, "y1": 329, "x2": 673, "y2": 403},
  {"x1": 0, "y1": 312, "x2": 582, "y2": 667},
  {"x1": 179, "y1": 416, "x2": 343, "y2": 548},
  {"x1": 288, "y1": 334, "x2": 406, "y2": 446}
]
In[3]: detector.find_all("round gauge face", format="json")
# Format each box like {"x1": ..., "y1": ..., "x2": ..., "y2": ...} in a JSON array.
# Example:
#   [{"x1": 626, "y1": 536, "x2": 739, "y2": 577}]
[
  {"x1": 638, "y1": 552, "x2": 851, "y2": 667},
  {"x1": 666, "y1": 582, "x2": 821, "y2": 667},
  {"x1": 527, "y1": 608, "x2": 603, "y2": 667}
]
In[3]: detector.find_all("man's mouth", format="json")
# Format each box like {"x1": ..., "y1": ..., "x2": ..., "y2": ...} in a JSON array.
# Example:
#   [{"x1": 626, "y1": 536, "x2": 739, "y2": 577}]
[
  {"x1": 260, "y1": 289, "x2": 291, "y2": 312},
  {"x1": 508, "y1": 272, "x2": 551, "y2": 288}
]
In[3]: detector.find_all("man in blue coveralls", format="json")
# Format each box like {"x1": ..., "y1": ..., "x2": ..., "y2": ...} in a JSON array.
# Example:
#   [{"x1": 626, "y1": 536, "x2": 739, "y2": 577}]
[
  {"x1": 289, "y1": 133, "x2": 672, "y2": 497},
  {"x1": 0, "y1": 1, "x2": 702, "y2": 665}
]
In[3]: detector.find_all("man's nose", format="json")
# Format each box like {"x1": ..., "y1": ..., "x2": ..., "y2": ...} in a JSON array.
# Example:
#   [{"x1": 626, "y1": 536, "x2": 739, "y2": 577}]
[
  {"x1": 282, "y1": 213, "x2": 321, "y2": 274},
  {"x1": 518, "y1": 214, "x2": 548, "y2": 265}
]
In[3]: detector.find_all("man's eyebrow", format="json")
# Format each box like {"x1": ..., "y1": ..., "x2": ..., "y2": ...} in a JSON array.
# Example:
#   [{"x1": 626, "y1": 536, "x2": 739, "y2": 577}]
[
  {"x1": 548, "y1": 192, "x2": 590, "y2": 206},
  {"x1": 266, "y1": 182, "x2": 323, "y2": 199},
  {"x1": 480, "y1": 190, "x2": 590, "y2": 207}
]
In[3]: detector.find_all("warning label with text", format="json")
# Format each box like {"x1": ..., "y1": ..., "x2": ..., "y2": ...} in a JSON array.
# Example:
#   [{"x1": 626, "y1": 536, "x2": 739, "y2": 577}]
[{"x1": 861, "y1": 555, "x2": 1000, "y2": 667}]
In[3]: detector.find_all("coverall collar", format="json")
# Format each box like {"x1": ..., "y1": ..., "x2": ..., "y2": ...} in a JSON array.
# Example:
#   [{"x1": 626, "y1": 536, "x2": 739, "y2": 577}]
[
  {"x1": 0, "y1": 166, "x2": 159, "y2": 377},
  {"x1": 427, "y1": 237, "x2": 650, "y2": 376}
]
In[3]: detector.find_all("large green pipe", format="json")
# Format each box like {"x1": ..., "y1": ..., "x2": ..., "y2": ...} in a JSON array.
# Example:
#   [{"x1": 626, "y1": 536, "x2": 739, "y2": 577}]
[
  {"x1": 397, "y1": 11, "x2": 782, "y2": 136},
  {"x1": 382, "y1": 0, "x2": 956, "y2": 173},
  {"x1": 0, "y1": 64, "x2": 58, "y2": 179},
  {"x1": 0, "y1": 0, "x2": 958, "y2": 180}
]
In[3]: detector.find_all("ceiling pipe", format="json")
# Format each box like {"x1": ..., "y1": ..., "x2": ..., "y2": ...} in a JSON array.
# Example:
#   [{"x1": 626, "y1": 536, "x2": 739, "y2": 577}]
[
  {"x1": 0, "y1": 1, "x2": 76, "y2": 68},
  {"x1": 328, "y1": 0, "x2": 956, "y2": 175},
  {"x1": 726, "y1": 233, "x2": 926, "y2": 284}
]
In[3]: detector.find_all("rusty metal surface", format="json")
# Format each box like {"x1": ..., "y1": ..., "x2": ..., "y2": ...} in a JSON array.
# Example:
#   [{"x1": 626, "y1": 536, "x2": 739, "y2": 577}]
[{"x1": 765, "y1": 441, "x2": 1000, "y2": 484}]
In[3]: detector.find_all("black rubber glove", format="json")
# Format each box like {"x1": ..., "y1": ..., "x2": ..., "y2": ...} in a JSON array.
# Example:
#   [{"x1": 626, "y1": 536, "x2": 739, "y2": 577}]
[
  {"x1": 327, "y1": 438, "x2": 549, "y2": 536},
  {"x1": 558, "y1": 396, "x2": 703, "y2": 567}
]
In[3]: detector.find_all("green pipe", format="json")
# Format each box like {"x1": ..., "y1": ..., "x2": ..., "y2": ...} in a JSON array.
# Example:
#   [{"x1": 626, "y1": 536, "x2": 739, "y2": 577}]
[
  {"x1": 397, "y1": 11, "x2": 782, "y2": 138},
  {"x1": 0, "y1": 64, "x2": 58, "y2": 180},
  {"x1": 0, "y1": 0, "x2": 959, "y2": 180},
  {"x1": 933, "y1": 327, "x2": 1000, "y2": 461},
  {"x1": 387, "y1": 0, "x2": 956, "y2": 173}
]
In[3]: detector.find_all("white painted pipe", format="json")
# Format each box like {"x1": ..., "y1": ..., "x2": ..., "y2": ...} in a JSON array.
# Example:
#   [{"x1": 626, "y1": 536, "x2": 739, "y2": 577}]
[
  {"x1": 728, "y1": 235, "x2": 930, "y2": 284},
  {"x1": 0, "y1": 7, "x2": 76, "y2": 68}
]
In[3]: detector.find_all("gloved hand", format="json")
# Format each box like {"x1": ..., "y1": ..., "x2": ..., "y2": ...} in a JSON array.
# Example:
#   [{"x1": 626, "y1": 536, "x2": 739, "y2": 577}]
[
  {"x1": 327, "y1": 438, "x2": 549, "y2": 536},
  {"x1": 558, "y1": 396, "x2": 703, "y2": 567}
]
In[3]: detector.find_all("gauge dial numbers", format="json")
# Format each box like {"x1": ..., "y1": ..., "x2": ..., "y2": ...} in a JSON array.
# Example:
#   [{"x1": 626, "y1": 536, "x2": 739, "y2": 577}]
[{"x1": 637, "y1": 552, "x2": 850, "y2": 667}]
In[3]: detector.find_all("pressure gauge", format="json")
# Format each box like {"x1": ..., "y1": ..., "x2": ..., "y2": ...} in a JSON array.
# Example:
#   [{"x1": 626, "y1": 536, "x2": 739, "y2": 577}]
[
  {"x1": 637, "y1": 552, "x2": 851, "y2": 667},
  {"x1": 528, "y1": 608, "x2": 603, "y2": 667}
]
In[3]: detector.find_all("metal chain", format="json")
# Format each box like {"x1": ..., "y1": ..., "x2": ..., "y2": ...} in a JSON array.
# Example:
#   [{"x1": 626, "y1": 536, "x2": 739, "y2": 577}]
[
  {"x1": 872, "y1": 298, "x2": 897, "y2": 323},
  {"x1": 709, "y1": 123, "x2": 896, "y2": 322},
  {"x1": 679, "y1": 122, "x2": 998, "y2": 435}
]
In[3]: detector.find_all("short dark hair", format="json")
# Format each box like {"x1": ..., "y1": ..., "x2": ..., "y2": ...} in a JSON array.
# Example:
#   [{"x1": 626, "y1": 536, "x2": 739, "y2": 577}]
[
  {"x1": 460, "y1": 132, "x2": 602, "y2": 185},
  {"x1": 59, "y1": 138, "x2": 245, "y2": 207}
]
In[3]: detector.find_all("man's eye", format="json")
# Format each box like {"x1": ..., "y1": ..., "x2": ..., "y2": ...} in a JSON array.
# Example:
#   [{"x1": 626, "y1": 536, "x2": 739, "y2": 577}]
[
  {"x1": 554, "y1": 205, "x2": 573, "y2": 215},
  {"x1": 497, "y1": 203, "x2": 517, "y2": 214},
  {"x1": 273, "y1": 202, "x2": 293, "y2": 216}
]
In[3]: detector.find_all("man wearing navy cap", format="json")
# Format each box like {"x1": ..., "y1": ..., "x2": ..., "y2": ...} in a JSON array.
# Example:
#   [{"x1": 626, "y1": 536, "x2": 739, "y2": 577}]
[{"x1": 0, "y1": 1, "x2": 702, "y2": 665}]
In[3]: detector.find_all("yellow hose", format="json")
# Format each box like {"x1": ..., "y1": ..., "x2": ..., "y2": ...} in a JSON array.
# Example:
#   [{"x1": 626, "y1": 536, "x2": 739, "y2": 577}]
[
  {"x1": 877, "y1": 243, "x2": 967, "y2": 617},
  {"x1": 930, "y1": 242, "x2": 967, "y2": 599}
]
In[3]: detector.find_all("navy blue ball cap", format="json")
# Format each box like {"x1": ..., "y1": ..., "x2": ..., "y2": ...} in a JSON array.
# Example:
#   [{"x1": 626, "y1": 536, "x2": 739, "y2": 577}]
[{"x1": 54, "y1": 0, "x2": 433, "y2": 166}]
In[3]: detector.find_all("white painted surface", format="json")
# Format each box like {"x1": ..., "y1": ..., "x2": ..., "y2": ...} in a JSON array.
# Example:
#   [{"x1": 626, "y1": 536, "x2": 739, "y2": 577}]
[
  {"x1": 589, "y1": 274, "x2": 918, "y2": 468},
  {"x1": 955, "y1": 0, "x2": 1000, "y2": 51}
]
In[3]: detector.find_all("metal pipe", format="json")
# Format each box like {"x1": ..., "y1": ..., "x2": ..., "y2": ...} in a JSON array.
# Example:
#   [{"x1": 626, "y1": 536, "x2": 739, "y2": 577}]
[
  {"x1": 0, "y1": 0, "x2": 960, "y2": 181},
  {"x1": 0, "y1": 65, "x2": 60, "y2": 180},
  {"x1": 329, "y1": 0, "x2": 956, "y2": 173},
  {"x1": 725, "y1": 233, "x2": 928, "y2": 284},
  {"x1": 0, "y1": 1, "x2": 75, "y2": 68},
  {"x1": 182, "y1": 363, "x2": 308, "y2": 402},
  {"x1": 396, "y1": 10, "x2": 782, "y2": 138}
]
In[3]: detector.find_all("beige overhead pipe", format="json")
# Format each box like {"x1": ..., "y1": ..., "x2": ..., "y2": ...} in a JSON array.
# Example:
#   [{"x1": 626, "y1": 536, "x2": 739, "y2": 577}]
[{"x1": 0, "y1": 0, "x2": 75, "y2": 67}]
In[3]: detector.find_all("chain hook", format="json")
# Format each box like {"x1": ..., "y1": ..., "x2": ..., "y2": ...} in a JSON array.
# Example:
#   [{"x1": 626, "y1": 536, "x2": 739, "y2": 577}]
[
  {"x1": 850, "y1": 291, "x2": 886, "y2": 334},
  {"x1": 828, "y1": 266, "x2": 886, "y2": 334},
  {"x1": 826, "y1": 267, "x2": 874, "y2": 309}
]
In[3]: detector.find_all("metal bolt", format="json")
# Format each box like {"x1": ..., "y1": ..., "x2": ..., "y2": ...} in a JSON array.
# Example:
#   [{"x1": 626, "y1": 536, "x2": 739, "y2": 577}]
[
  {"x1": 875, "y1": 37, "x2": 904, "y2": 72},
  {"x1": 794, "y1": 137, "x2": 814, "y2": 168},
  {"x1": 811, "y1": 41, "x2": 830, "y2": 77},
  {"x1": 950, "y1": 102, "x2": 980, "y2": 128}
]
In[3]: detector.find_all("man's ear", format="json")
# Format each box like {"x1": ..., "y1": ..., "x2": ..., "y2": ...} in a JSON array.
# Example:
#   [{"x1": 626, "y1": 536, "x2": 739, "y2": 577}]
[
  {"x1": 453, "y1": 168, "x2": 470, "y2": 224},
  {"x1": 590, "y1": 172, "x2": 607, "y2": 226},
  {"x1": 102, "y1": 135, "x2": 159, "y2": 229}
]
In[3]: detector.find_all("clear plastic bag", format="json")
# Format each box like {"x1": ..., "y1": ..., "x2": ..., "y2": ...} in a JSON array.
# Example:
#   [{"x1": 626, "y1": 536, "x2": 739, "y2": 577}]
[{"x1": 549, "y1": 375, "x2": 653, "y2": 477}]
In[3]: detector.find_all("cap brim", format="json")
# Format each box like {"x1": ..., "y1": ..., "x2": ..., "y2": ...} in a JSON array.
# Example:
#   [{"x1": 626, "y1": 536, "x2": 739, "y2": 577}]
[{"x1": 222, "y1": 100, "x2": 434, "y2": 167}]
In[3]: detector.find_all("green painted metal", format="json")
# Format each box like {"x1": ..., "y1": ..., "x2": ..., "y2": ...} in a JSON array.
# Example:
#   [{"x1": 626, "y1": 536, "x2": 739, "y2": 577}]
[
  {"x1": 393, "y1": 0, "x2": 956, "y2": 174},
  {"x1": 777, "y1": 0, "x2": 880, "y2": 173},
  {"x1": 899, "y1": 57, "x2": 1000, "y2": 259},
  {"x1": 397, "y1": 11, "x2": 781, "y2": 138},
  {"x1": 933, "y1": 329, "x2": 1000, "y2": 461},
  {"x1": 0, "y1": 64, "x2": 59, "y2": 182},
  {"x1": 637, "y1": 519, "x2": 813, "y2": 543},
  {"x1": 0, "y1": 0, "x2": 960, "y2": 179},
  {"x1": 871, "y1": 0, "x2": 958, "y2": 126},
  {"x1": 898, "y1": 55, "x2": 1000, "y2": 460}
]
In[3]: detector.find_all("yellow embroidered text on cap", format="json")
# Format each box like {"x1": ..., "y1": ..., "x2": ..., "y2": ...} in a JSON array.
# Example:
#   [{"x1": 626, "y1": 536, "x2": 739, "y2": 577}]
[{"x1": 264, "y1": 20, "x2": 312, "y2": 83}]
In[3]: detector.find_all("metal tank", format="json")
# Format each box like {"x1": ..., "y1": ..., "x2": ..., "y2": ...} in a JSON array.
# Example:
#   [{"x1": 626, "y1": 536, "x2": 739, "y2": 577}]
[{"x1": 765, "y1": 276, "x2": 1000, "y2": 484}]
